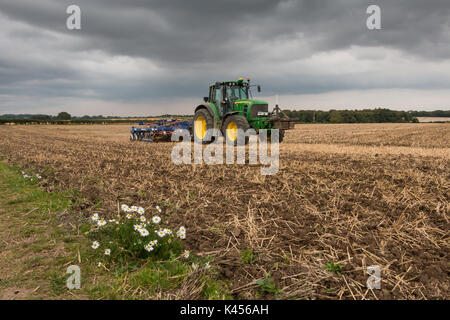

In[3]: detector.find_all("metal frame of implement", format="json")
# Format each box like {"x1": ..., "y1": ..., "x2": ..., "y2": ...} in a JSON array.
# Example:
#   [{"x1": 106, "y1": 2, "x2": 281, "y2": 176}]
[{"x1": 130, "y1": 119, "x2": 192, "y2": 142}]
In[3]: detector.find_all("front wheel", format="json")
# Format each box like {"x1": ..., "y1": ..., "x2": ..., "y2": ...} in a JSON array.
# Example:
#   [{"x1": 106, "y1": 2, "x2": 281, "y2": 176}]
[{"x1": 193, "y1": 108, "x2": 214, "y2": 143}]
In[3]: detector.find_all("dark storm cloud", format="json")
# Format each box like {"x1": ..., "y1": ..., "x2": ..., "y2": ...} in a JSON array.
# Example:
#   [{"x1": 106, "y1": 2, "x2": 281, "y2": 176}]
[{"x1": 0, "y1": 0, "x2": 449, "y2": 114}]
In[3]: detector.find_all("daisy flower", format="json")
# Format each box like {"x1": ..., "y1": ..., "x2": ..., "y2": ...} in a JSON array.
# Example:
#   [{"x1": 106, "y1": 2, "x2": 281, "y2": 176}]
[
  {"x1": 156, "y1": 229, "x2": 166, "y2": 238},
  {"x1": 139, "y1": 228, "x2": 150, "y2": 237},
  {"x1": 144, "y1": 244, "x2": 154, "y2": 252},
  {"x1": 140, "y1": 216, "x2": 146, "y2": 223},
  {"x1": 91, "y1": 241, "x2": 100, "y2": 249},
  {"x1": 151, "y1": 239, "x2": 158, "y2": 246},
  {"x1": 121, "y1": 204, "x2": 129, "y2": 211},
  {"x1": 91, "y1": 213, "x2": 99, "y2": 221},
  {"x1": 156, "y1": 205, "x2": 162, "y2": 213},
  {"x1": 126, "y1": 213, "x2": 132, "y2": 219},
  {"x1": 131, "y1": 206, "x2": 138, "y2": 212},
  {"x1": 134, "y1": 224, "x2": 142, "y2": 231},
  {"x1": 163, "y1": 228, "x2": 172, "y2": 235},
  {"x1": 97, "y1": 262, "x2": 103, "y2": 268},
  {"x1": 176, "y1": 228, "x2": 186, "y2": 239},
  {"x1": 192, "y1": 263, "x2": 199, "y2": 270},
  {"x1": 205, "y1": 262, "x2": 211, "y2": 269},
  {"x1": 183, "y1": 250, "x2": 190, "y2": 259},
  {"x1": 137, "y1": 207, "x2": 145, "y2": 215},
  {"x1": 104, "y1": 249, "x2": 111, "y2": 256},
  {"x1": 152, "y1": 216, "x2": 161, "y2": 224},
  {"x1": 97, "y1": 219, "x2": 107, "y2": 227}
]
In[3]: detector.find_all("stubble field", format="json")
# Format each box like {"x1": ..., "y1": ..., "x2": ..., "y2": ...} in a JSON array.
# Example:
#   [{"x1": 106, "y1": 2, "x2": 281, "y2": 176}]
[{"x1": 0, "y1": 123, "x2": 448, "y2": 299}]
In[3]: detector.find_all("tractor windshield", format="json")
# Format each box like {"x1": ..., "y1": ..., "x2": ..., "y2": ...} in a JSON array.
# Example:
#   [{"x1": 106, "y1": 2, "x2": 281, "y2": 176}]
[{"x1": 226, "y1": 85, "x2": 249, "y2": 101}]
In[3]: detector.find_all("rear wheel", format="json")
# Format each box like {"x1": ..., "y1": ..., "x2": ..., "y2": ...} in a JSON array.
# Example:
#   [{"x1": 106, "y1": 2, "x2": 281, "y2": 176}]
[
  {"x1": 222, "y1": 115, "x2": 250, "y2": 145},
  {"x1": 193, "y1": 108, "x2": 214, "y2": 142}
]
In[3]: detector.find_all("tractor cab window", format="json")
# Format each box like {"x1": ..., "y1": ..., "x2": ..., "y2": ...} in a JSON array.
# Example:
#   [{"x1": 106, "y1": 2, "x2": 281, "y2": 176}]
[{"x1": 226, "y1": 85, "x2": 248, "y2": 101}]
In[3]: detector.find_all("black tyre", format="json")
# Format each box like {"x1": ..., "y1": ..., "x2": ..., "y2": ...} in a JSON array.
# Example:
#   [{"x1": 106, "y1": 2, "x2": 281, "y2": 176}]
[
  {"x1": 193, "y1": 108, "x2": 215, "y2": 143},
  {"x1": 222, "y1": 115, "x2": 250, "y2": 145}
]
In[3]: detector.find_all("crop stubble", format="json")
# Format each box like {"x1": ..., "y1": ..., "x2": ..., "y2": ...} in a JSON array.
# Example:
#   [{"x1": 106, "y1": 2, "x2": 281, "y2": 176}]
[{"x1": 0, "y1": 123, "x2": 448, "y2": 299}]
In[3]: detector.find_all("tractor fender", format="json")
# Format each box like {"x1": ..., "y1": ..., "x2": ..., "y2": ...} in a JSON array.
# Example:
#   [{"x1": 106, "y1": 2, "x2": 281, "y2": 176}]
[
  {"x1": 222, "y1": 111, "x2": 240, "y2": 124},
  {"x1": 194, "y1": 103, "x2": 219, "y2": 127}
]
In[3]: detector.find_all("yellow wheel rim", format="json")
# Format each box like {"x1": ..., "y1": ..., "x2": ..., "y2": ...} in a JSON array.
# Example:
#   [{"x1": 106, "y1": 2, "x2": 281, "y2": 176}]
[
  {"x1": 226, "y1": 121, "x2": 238, "y2": 142},
  {"x1": 194, "y1": 115, "x2": 207, "y2": 140}
]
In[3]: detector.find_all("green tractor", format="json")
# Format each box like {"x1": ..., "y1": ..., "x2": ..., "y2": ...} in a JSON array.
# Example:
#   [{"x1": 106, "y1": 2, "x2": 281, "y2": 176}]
[{"x1": 193, "y1": 78, "x2": 295, "y2": 144}]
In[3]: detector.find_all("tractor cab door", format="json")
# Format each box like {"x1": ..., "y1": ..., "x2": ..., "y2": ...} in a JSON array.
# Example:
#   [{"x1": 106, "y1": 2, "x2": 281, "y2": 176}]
[
  {"x1": 224, "y1": 86, "x2": 237, "y2": 114},
  {"x1": 212, "y1": 84, "x2": 225, "y2": 117}
]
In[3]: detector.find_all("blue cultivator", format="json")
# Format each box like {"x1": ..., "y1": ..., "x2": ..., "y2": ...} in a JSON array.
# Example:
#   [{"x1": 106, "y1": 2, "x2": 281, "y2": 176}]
[{"x1": 130, "y1": 119, "x2": 192, "y2": 142}]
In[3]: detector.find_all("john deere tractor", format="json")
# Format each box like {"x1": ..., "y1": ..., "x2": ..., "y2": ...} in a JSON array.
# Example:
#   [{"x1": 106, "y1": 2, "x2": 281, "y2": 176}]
[{"x1": 193, "y1": 78, "x2": 295, "y2": 144}]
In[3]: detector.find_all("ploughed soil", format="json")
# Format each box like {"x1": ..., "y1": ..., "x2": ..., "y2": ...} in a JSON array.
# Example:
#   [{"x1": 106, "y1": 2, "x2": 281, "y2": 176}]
[{"x1": 0, "y1": 123, "x2": 448, "y2": 299}]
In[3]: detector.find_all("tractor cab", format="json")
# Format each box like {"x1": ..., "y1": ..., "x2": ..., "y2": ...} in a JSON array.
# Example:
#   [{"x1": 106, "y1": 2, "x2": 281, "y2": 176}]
[{"x1": 207, "y1": 79, "x2": 254, "y2": 117}]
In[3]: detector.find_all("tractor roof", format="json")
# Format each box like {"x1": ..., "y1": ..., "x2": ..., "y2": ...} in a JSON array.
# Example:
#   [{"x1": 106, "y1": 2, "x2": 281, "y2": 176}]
[{"x1": 210, "y1": 79, "x2": 249, "y2": 87}]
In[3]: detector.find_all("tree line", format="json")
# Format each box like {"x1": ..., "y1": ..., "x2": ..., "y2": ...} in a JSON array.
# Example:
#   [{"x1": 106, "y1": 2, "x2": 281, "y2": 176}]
[{"x1": 282, "y1": 109, "x2": 419, "y2": 123}]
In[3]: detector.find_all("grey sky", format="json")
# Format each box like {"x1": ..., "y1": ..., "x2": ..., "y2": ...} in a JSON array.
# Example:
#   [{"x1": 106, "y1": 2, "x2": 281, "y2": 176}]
[{"x1": 0, "y1": 0, "x2": 449, "y2": 116}]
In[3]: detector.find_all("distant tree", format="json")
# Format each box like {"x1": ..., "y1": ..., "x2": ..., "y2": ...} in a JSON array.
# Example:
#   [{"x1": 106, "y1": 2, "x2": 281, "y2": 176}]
[
  {"x1": 56, "y1": 112, "x2": 71, "y2": 120},
  {"x1": 30, "y1": 114, "x2": 52, "y2": 120}
]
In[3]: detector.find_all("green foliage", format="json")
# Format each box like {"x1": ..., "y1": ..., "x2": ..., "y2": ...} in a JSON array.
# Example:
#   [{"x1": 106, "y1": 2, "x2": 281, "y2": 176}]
[
  {"x1": 56, "y1": 112, "x2": 72, "y2": 120},
  {"x1": 89, "y1": 216, "x2": 184, "y2": 263},
  {"x1": 129, "y1": 260, "x2": 190, "y2": 293},
  {"x1": 256, "y1": 273, "x2": 283, "y2": 298},
  {"x1": 202, "y1": 278, "x2": 233, "y2": 300},
  {"x1": 325, "y1": 261, "x2": 343, "y2": 274},
  {"x1": 240, "y1": 249, "x2": 256, "y2": 265},
  {"x1": 283, "y1": 108, "x2": 419, "y2": 123}
]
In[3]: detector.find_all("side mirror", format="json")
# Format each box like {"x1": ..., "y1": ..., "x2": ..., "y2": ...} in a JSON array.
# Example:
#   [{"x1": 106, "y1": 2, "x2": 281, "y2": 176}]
[
  {"x1": 257, "y1": 85, "x2": 261, "y2": 93},
  {"x1": 203, "y1": 97, "x2": 208, "y2": 103}
]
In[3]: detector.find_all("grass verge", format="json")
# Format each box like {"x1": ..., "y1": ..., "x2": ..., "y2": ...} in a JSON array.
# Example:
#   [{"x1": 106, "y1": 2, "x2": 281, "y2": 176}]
[{"x1": 0, "y1": 162, "x2": 231, "y2": 300}]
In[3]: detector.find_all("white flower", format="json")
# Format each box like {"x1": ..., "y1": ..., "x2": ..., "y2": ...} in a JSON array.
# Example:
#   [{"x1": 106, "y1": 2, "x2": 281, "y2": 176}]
[
  {"x1": 156, "y1": 229, "x2": 166, "y2": 238},
  {"x1": 134, "y1": 224, "x2": 142, "y2": 231},
  {"x1": 152, "y1": 216, "x2": 161, "y2": 224},
  {"x1": 91, "y1": 241, "x2": 100, "y2": 249},
  {"x1": 139, "y1": 228, "x2": 150, "y2": 237},
  {"x1": 151, "y1": 239, "x2": 158, "y2": 246},
  {"x1": 97, "y1": 219, "x2": 107, "y2": 227},
  {"x1": 121, "y1": 204, "x2": 129, "y2": 211},
  {"x1": 104, "y1": 249, "x2": 111, "y2": 255},
  {"x1": 131, "y1": 206, "x2": 138, "y2": 212},
  {"x1": 176, "y1": 227, "x2": 186, "y2": 239},
  {"x1": 91, "y1": 213, "x2": 99, "y2": 221},
  {"x1": 140, "y1": 216, "x2": 146, "y2": 223},
  {"x1": 156, "y1": 205, "x2": 162, "y2": 213},
  {"x1": 137, "y1": 207, "x2": 145, "y2": 215},
  {"x1": 108, "y1": 219, "x2": 115, "y2": 223},
  {"x1": 163, "y1": 228, "x2": 172, "y2": 235},
  {"x1": 183, "y1": 250, "x2": 190, "y2": 259},
  {"x1": 192, "y1": 263, "x2": 199, "y2": 270},
  {"x1": 205, "y1": 262, "x2": 211, "y2": 269},
  {"x1": 126, "y1": 213, "x2": 132, "y2": 219},
  {"x1": 97, "y1": 262, "x2": 103, "y2": 268},
  {"x1": 144, "y1": 244, "x2": 154, "y2": 252}
]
